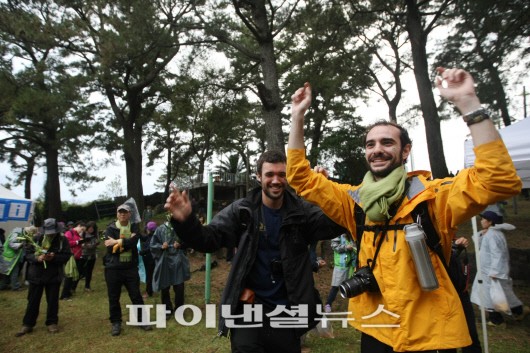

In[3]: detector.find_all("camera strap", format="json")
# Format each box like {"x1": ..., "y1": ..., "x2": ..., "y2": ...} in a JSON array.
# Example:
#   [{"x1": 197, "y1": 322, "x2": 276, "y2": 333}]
[
  {"x1": 355, "y1": 181, "x2": 410, "y2": 270},
  {"x1": 367, "y1": 217, "x2": 391, "y2": 270}
]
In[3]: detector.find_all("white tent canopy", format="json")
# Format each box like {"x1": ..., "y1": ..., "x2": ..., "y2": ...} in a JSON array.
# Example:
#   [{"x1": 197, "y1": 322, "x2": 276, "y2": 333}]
[
  {"x1": 0, "y1": 185, "x2": 35, "y2": 236},
  {"x1": 465, "y1": 118, "x2": 530, "y2": 188}
]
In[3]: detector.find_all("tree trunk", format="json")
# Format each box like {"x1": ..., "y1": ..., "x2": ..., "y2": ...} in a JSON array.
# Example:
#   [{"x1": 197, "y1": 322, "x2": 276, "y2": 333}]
[
  {"x1": 198, "y1": 158, "x2": 206, "y2": 179},
  {"x1": 489, "y1": 64, "x2": 511, "y2": 126},
  {"x1": 308, "y1": 102, "x2": 325, "y2": 166},
  {"x1": 388, "y1": 99, "x2": 399, "y2": 123},
  {"x1": 44, "y1": 144, "x2": 62, "y2": 219},
  {"x1": 165, "y1": 130, "x2": 172, "y2": 198},
  {"x1": 257, "y1": 43, "x2": 284, "y2": 151},
  {"x1": 477, "y1": 50, "x2": 512, "y2": 126},
  {"x1": 122, "y1": 109, "x2": 145, "y2": 218},
  {"x1": 253, "y1": 1, "x2": 284, "y2": 151},
  {"x1": 24, "y1": 158, "x2": 35, "y2": 200},
  {"x1": 405, "y1": 0, "x2": 449, "y2": 178}
]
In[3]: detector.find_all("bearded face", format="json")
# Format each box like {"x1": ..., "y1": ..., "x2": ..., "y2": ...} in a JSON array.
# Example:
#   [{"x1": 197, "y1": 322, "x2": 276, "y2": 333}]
[
  {"x1": 257, "y1": 162, "x2": 287, "y2": 208},
  {"x1": 365, "y1": 125, "x2": 410, "y2": 180}
]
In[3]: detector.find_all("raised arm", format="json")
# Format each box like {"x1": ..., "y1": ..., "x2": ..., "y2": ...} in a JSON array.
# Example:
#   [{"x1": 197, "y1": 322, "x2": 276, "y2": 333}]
[
  {"x1": 288, "y1": 82, "x2": 312, "y2": 150},
  {"x1": 435, "y1": 67, "x2": 500, "y2": 146},
  {"x1": 435, "y1": 67, "x2": 521, "y2": 227}
]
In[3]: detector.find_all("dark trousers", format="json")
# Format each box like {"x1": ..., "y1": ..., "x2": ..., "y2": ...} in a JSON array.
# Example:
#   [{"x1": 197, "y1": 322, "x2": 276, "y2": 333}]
[
  {"x1": 60, "y1": 259, "x2": 83, "y2": 299},
  {"x1": 60, "y1": 277, "x2": 78, "y2": 298},
  {"x1": 22, "y1": 282, "x2": 61, "y2": 327},
  {"x1": 81, "y1": 257, "x2": 96, "y2": 289},
  {"x1": 460, "y1": 292, "x2": 482, "y2": 353},
  {"x1": 104, "y1": 267, "x2": 144, "y2": 323},
  {"x1": 361, "y1": 333, "x2": 457, "y2": 353},
  {"x1": 230, "y1": 313, "x2": 301, "y2": 353},
  {"x1": 326, "y1": 286, "x2": 340, "y2": 306},
  {"x1": 161, "y1": 283, "x2": 185, "y2": 313},
  {"x1": 142, "y1": 257, "x2": 155, "y2": 296}
]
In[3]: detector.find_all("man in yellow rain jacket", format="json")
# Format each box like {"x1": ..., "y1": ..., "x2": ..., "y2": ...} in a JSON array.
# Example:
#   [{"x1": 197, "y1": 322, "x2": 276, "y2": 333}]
[{"x1": 287, "y1": 67, "x2": 521, "y2": 352}]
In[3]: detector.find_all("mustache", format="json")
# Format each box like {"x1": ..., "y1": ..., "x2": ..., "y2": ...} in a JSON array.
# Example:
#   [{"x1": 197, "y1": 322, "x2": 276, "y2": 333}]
[{"x1": 368, "y1": 152, "x2": 391, "y2": 162}]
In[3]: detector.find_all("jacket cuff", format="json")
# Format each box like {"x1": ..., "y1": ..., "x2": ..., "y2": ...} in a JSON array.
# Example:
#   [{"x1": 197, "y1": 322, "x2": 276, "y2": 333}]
[{"x1": 170, "y1": 215, "x2": 200, "y2": 242}]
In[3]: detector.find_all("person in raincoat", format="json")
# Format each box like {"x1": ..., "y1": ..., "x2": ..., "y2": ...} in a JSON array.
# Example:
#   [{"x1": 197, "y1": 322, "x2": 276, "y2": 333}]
[
  {"x1": 324, "y1": 234, "x2": 356, "y2": 313},
  {"x1": 150, "y1": 221, "x2": 190, "y2": 317},
  {"x1": 0, "y1": 226, "x2": 33, "y2": 291},
  {"x1": 470, "y1": 210, "x2": 530, "y2": 326}
]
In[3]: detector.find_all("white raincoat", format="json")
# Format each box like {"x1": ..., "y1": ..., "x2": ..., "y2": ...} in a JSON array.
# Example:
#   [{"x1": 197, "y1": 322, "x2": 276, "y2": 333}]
[{"x1": 470, "y1": 223, "x2": 523, "y2": 310}]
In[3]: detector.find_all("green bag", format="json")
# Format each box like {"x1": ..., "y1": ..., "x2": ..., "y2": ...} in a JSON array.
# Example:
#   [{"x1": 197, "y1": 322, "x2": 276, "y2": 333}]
[{"x1": 64, "y1": 255, "x2": 79, "y2": 280}]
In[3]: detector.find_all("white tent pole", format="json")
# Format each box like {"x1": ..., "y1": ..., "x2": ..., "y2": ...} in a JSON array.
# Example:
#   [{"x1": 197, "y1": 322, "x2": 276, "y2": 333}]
[{"x1": 471, "y1": 216, "x2": 489, "y2": 353}]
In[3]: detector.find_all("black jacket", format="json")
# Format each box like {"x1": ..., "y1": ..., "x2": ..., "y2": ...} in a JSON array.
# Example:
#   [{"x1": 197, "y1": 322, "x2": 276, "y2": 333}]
[
  {"x1": 103, "y1": 222, "x2": 142, "y2": 270},
  {"x1": 26, "y1": 234, "x2": 71, "y2": 285},
  {"x1": 171, "y1": 187, "x2": 345, "y2": 337}
]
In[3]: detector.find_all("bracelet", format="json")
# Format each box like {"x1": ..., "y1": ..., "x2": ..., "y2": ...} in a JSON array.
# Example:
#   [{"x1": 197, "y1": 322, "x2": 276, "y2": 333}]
[{"x1": 463, "y1": 108, "x2": 490, "y2": 126}]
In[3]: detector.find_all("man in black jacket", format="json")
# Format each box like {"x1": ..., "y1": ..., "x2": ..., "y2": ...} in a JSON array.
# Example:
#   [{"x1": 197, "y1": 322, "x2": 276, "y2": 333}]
[
  {"x1": 103, "y1": 204, "x2": 152, "y2": 336},
  {"x1": 16, "y1": 218, "x2": 71, "y2": 336},
  {"x1": 165, "y1": 150, "x2": 344, "y2": 353}
]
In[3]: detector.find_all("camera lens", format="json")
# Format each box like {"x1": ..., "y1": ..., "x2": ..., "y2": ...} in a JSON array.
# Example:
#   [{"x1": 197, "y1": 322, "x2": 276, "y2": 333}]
[
  {"x1": 339, "y1": 276, "x2": 364, "y2": 298},
  {"x1": 339, "y1": 266, "x2": 379, "y2": 298}
]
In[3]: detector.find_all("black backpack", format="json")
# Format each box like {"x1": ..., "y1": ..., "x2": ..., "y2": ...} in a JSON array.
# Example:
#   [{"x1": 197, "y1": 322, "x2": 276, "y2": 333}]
[{"x1": 448, "y1": 244, "x2": 471, "y2": 294}]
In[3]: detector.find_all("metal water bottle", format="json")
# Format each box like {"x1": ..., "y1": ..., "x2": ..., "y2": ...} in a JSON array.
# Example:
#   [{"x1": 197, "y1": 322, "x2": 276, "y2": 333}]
[{"x1": 404, "y1": 223, "x2": 439, "y2": 291}]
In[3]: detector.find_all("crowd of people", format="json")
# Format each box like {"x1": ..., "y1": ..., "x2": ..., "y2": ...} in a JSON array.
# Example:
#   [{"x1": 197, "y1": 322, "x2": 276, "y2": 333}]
[
  {"x1": 1, "y1": 67, "x2": 529, "y2": 353},
  {"x1": 0, "y1": 202, "x2": 193, "y2": 338}
]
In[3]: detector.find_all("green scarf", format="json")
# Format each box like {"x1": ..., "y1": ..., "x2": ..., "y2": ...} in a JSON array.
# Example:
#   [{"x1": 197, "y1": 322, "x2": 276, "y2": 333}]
[
  {"x1": 41, "y1": 234, "x2": 54, "y2": 251},
  {"x1": 359, "y1": 166, "x2": 407, "y2": 222},
  {"x1": 116, "y1": 221, "x2": 132, "y2": 263}
]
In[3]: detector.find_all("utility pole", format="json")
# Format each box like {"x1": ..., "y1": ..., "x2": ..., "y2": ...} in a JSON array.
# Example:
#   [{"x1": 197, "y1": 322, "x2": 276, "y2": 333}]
[{"x1": 523, "y1": 86, "x2": 528, "y2": 118}]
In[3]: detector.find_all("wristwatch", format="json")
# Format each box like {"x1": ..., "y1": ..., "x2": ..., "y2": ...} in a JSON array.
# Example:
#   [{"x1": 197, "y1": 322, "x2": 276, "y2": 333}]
[{"x1": 463, "y1": 108, "x2": 490, "y2": 126}]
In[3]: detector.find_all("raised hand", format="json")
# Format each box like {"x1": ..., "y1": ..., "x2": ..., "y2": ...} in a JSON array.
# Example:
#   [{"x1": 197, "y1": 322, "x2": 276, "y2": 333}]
[
  {"x1": 291, "y1": 82, "x2": 312, "y2": 119},
  {"x1": 435, "y1": 67, "x2": 480, "y2": 115},
  {"x1": 313, "y1": 165, "x2": 329, "y2": 179},
  {"x1": 164, "y1": 186, "x2": 192, "y2": 222}
]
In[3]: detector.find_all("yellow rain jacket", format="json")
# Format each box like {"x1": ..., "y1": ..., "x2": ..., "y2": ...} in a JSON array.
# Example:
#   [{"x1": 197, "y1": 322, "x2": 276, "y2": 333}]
[{"x1": 287, "y1": 139, "x2": 521, "y2": 352}]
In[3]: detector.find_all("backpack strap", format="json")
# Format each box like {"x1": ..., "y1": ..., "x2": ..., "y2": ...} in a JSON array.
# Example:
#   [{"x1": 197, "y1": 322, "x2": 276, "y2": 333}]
[
  {"x1": 353, "y1": 203, "x2": 365, "y2": 270},
  {"x1": 354, "y1": 199, "x2": 449, "y2": 271},
  {"x1": 353, "y1": 203, "x2": 405, "y2": 269}
]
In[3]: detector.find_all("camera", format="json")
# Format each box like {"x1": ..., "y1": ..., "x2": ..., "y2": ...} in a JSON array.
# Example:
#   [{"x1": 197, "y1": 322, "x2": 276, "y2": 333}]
[
  {"x1": 269, "y1": 259, "x2": 283, "y2": 283},
  {"x1": 270, "y1": 259, "x2": 283, "y2": 277},
  {"x1": 339, "y1": 266, "x2": 380, "y2": 298}
]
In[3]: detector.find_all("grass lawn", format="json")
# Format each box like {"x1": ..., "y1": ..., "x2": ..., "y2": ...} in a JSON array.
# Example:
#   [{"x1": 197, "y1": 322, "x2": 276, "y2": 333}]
[{"x1": 1, "y1": 198, "x2": 529, "y2": 352}]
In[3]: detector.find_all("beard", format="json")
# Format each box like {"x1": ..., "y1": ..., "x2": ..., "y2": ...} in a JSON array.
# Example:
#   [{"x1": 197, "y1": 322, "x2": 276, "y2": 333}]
[
  {"x1": 368, "y1": 153, "x2": 404, "y2": 179},
  {"x1": 370, "y1": 163, "x2": 403, "y2": 178},
  {"x1": 262, "y1": 185, "x2": 284, "y2": 201}
]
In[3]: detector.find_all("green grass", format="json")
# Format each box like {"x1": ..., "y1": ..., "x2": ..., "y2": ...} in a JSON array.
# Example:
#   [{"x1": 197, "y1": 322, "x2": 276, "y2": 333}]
[
  {"x1": 0, "y1": 252, "x2": 232, "y2": 353},
  {"x1": 1, "y1": 200, "x2": 529, "y2": 353}
]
